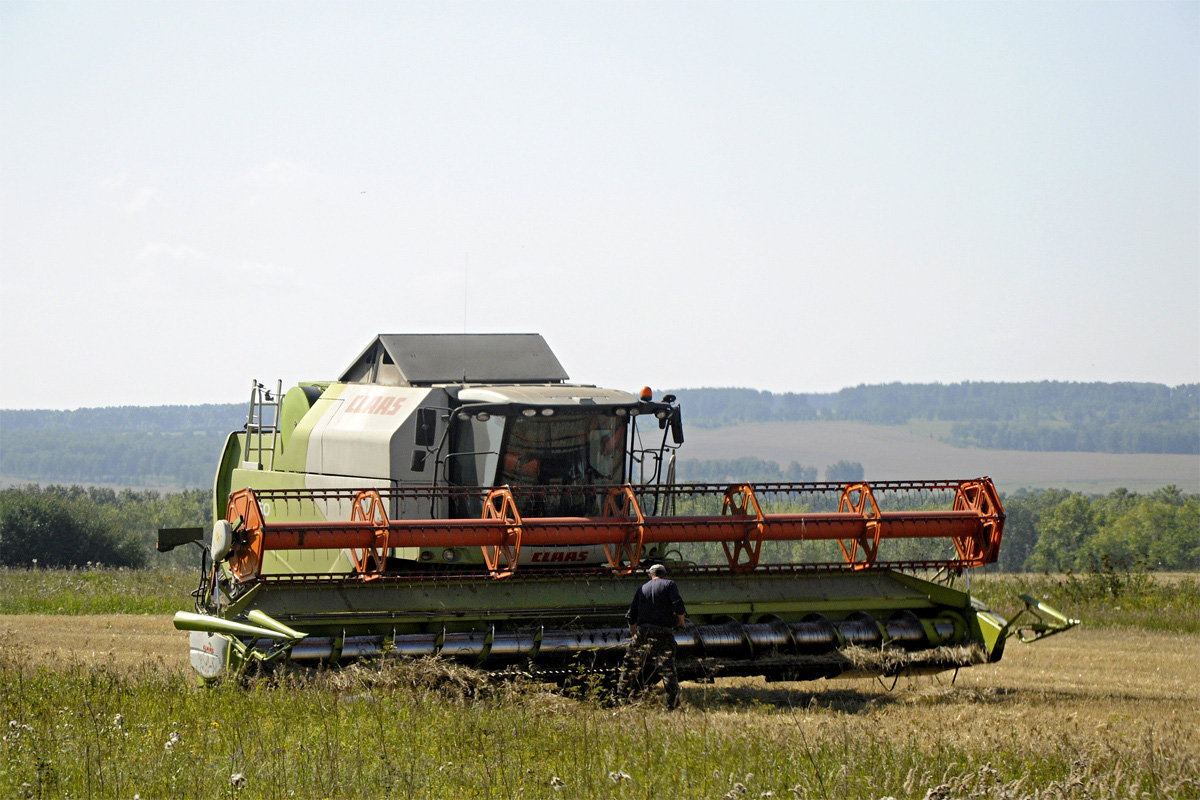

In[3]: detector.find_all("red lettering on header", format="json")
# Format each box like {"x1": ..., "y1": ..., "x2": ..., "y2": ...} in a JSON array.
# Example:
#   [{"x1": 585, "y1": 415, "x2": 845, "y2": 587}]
[
  {"x1": 530, "y1": 550, "x2": 589, "y2": 563},
  {"x1": 344, "y1": 394, "x2": 406, "y2": 415}
]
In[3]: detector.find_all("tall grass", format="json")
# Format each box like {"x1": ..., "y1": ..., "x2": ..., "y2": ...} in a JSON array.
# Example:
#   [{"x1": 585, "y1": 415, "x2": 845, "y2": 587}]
[
  {"x1": 2, "y1": 568, "x2": 1198, "y2": 798},
  {"x1": 971, "y1": 570, "x2": 1200, "y2": 635},
  {"x1": 0, "y1": 567, "x2": 195, "y2": 615},
  {"x1": 3, "y1": 655, "x2": 1197, "y2": 800}
]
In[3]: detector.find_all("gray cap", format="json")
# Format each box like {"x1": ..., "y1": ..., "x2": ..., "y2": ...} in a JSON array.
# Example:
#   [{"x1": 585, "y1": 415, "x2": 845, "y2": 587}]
[{"x1": 648, "y1": 564, "x2": 667, "y2": 577}]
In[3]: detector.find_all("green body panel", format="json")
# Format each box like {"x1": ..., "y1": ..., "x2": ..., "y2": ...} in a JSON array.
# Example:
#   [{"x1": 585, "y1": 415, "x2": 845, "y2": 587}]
[
  {"x1": 974, "y1": 607, "x2": 1009, "y2": 662},
  {"x1": 275, "y1": 382, "x2": 339, "y2": 473},
  {"x1": 226, "y1": 465, "x2": 359, "y2": 575},
  {"x1": 276, "y1": 384, "x2": 322, "y2": 457}
]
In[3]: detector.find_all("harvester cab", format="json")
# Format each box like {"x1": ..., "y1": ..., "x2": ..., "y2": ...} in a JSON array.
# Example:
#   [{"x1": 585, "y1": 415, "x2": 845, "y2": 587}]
[
  {"x1": 163, "y1": 334, "x2": 1077, "y2": 685},
  {"x1": 205, "y1": 334, "x2": 685, "y2": 574}
]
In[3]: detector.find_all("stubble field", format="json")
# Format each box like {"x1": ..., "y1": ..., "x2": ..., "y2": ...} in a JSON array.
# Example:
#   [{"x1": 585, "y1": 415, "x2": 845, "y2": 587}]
[{"x1": 2, "y1": 571, "x2": 1198, "y2": 799}]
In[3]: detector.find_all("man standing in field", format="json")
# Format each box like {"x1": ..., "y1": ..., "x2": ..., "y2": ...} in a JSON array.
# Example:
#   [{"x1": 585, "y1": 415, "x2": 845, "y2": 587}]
[{"x1": 616, "y1": 563, "x2": 687, "y2": 709}]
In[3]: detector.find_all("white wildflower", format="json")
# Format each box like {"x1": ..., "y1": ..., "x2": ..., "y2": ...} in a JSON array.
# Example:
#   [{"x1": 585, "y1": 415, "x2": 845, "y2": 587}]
[
  {"x1": 609, "y1": 770, "x2": 631, "y2": 783},
  {"x1": 230, "y1": 773, "x2": 247, "y2": 789},
  {"x1": 5, "y1": 720, "x2": 33, "y2": 742},
  {"x1": 550, "y1": 776, "x2": 566, "y2": 791}
]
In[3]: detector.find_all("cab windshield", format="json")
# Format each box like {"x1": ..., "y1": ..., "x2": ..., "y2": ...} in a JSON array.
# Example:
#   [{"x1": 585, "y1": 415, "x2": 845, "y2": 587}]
[
  {"x1": 496, "y1": 413, "x2": 626, "y2": 487},
  {"x1": 498, "y1": 412, "x2": 627, "y2": 516},
  {"x1": 448, "y1": 411, "x2": 627, "y2": 517}
]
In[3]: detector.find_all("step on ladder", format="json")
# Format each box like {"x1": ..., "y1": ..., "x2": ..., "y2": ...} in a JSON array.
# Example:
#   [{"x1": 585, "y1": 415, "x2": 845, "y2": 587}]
[{"x1": 243, "y1": 379, "x2": 282, "y2": 471}]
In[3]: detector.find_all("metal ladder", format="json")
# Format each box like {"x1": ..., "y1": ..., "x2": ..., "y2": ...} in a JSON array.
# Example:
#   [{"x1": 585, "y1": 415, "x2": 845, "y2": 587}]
[{"x1": 243, "y1": 379, "x2": 282, "y2": 471}]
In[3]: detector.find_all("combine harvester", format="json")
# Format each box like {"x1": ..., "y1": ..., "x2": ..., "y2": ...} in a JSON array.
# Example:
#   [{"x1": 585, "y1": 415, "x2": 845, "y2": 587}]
[{"x1": 161, "y1": 334, "x2": 1076, "y2": 685}]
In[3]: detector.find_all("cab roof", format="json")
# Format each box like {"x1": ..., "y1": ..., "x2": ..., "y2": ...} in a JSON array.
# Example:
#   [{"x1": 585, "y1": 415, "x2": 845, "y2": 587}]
[
  {"x1": 457, "y1": 385, "x2": 640, "y2": 406},
  {"x1": 340, "y1": 334, "x2": 570, "y2": 387}
]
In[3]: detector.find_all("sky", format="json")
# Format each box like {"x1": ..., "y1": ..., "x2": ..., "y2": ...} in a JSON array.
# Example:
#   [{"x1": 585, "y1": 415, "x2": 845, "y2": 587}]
[{"x1": 1, "y1": 1, "x2": 1197, "y2": 411}]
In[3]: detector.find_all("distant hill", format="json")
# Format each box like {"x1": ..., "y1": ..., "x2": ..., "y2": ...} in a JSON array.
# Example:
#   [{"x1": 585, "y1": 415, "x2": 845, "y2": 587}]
[
  {"x1": 1, "y1": 404, "x2": 242, "y2": 488},
  {"x1": 668, "y1": 382, "x2": 1198, "y2": 454},
  {"x1": 1, "y1": 381, "x2": 1196, "y2": 489},
  {"x1": 680, "y1": 421, "x2": 1199, "y2": 495},
  {"x1": 1, "y1": 404, "x2": 244, "y2": 434}
]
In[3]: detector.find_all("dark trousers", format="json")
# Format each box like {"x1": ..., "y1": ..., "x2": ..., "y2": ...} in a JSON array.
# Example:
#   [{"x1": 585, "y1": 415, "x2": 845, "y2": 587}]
[{"x1": 616, "y1": 624, "x2": 680, "y2": 709}]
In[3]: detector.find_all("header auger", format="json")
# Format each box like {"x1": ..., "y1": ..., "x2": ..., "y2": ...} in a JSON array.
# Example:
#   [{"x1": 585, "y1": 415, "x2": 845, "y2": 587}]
[{"x1": 161, "y1": 334, "x2": 1076, "y2": 684}]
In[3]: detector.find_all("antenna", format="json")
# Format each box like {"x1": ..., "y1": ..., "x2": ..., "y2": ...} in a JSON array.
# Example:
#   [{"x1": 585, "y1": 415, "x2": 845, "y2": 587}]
[{"x1": 462, "y1": 252, "x2": 468, "y2": 382}]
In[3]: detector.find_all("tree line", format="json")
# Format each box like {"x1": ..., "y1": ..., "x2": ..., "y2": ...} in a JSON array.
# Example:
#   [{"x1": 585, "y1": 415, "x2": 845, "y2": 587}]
[
  {"x1": 675, "y1": 457, "x2": 863, "y2": 483},
  {"x1": 2, "y1": 403, "x2": 245, "y2": 433},
  {"x1": 948, "y1": 419, "x2": 1195, "y2": 454},
  {"x1": 1, "y1": 430, "x2": 225, "y2": 488},
  {"x1": 996, "y1": 485, "x2": 1197, "y2": 573},
  {"x1": 0, "y1": 485, "x2": 210, "y2": 569},
  {"x1": 2, "y1": 482, "x2": 1192, "y2": 572}
]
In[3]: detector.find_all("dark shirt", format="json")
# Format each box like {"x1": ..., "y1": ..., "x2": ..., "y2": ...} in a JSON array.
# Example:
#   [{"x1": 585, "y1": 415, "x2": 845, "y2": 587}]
[{"x1": 625, "y1": 578, "x2": 686, "y2": 628}]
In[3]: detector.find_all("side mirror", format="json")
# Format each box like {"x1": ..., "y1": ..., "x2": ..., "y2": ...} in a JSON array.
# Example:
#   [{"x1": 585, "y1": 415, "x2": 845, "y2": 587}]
[
  {"x1": 415, "y1": 408, "x2": 437, "y2": 448},
  {"x1": 410, "y1": 450, "x2": 427, "y2": 472},
  {"x1": 669, "y1": 406, "x2": 684, "y2": 445},
  {"x1": 157, "y1": 526, "x2": 203, "y2": 553}
]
